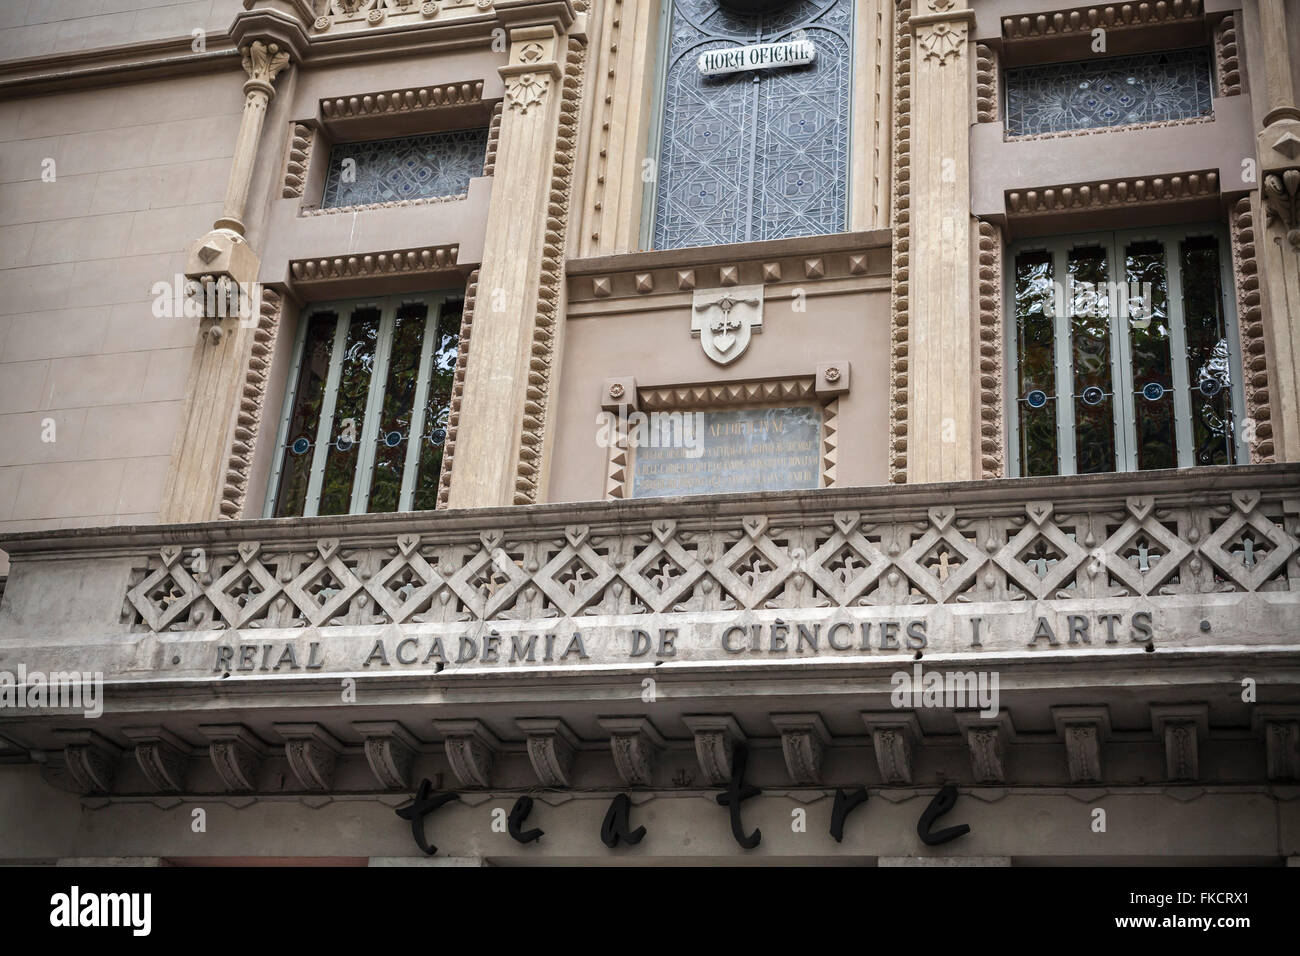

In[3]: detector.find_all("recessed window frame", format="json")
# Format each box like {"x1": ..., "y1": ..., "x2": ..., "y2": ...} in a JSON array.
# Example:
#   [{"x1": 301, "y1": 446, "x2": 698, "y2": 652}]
[
  {"x1": 263, "y1": 291, "x2": 462, "y2": 518},
  {"x1": 1006, "y1": 223, "x2": 1248, "y2": 477}
]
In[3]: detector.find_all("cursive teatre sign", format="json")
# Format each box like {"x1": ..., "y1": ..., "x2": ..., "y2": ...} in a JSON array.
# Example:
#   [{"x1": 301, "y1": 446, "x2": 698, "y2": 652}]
[{"x1": 698, "y1": 39, "x2": 816, "y2": 76}]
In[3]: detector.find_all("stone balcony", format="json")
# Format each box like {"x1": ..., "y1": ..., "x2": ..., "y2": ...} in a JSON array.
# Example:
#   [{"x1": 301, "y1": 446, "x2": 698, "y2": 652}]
[{"x1": 0, "y1": 464, "x2": 1297, "y2": 798}]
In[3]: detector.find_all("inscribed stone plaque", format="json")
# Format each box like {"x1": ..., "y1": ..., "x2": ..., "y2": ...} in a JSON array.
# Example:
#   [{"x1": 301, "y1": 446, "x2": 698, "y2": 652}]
[{"x1": 630, "y1": 405, "x2": 822, "y2": 498}]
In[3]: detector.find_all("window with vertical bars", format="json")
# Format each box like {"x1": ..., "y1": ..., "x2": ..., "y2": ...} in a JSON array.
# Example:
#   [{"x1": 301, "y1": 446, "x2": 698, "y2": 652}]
[
  {"x1": 267, "y1": 293, "x2": 462, "y2": 517},
  {"x1": 1008, "y1": 227, "x2": 1245, "y2": 477}
]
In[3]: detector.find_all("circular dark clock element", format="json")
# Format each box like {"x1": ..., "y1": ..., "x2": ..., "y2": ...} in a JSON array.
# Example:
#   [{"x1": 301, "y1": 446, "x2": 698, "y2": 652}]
[
  {"x1": 1198, "y1": 377, "x2": 1222, "y2": 397},
  {"x1": 1025, "y1": 389, "x2": 1048, "y2": 409},
  {"x1": 290, "y1": 437, "x2": 311, "y2": 456},
  {"x1": 1141, "y1": 382, "x2": 1165, "y2": 402},
  {"x1": 1081, "y1": 385, "x2": 1105, "y2": 406}
]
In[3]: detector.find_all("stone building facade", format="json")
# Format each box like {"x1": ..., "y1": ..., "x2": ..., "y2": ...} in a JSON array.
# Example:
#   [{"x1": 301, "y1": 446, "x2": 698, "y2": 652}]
[{"x1": 0, "y1": 0, "x2": 1297, "y2": 865}]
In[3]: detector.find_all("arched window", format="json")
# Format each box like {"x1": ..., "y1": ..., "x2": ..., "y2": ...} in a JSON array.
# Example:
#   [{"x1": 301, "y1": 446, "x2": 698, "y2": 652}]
[{"x1": 649, "y1": 0, "x2": 853, "y2": 250}]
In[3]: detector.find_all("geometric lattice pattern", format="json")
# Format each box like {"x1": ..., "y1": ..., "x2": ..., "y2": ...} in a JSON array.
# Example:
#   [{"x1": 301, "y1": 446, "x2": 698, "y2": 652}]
[
  {"x1": 321, "y1": 128, "x2": 489, "y2": 208},
  {"x1": 652, "y1": 0, "x2": 851, "y2": 249},
  {"x1": 1005, "y1": 48, "x2": 1214, "y2": 137},
  {"x1": 124, "y1": 483, "x2": 1300, "y2": 632}
]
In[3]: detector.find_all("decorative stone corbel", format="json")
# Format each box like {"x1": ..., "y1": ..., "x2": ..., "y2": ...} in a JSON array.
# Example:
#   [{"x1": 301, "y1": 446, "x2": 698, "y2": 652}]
[
  {"x1": 354, "y1": 720, "x2": 420, "y2": 790},
  {"x1": 861, "y1": 712, "x2": 921, "y2": 785},
  {"x1": 1051, "y1": 706, "x2": 1110, "y2": 784},
  {"x1": 434, "y1": 719, "x2": 499, "y2": 787},
  {"x1": 954, "y1": 711, "x2": 1013, "y2": 783},
  {"x1": 597, "y1": 717, "x2": 664, "y2": 787},
  {"x1": 682, "y1": 715, "x2": 745, "y2": 785},
  {"x1": 1150, "y1": 705, "x2": 1208, "y2": 782},
  {"x1": 183, "y1": 38, "x2": 293, "y2": 312},
  {"x1": 56, "y1": 730, "x2": 121, "y2": 795},
  {"x1": 516, "y1": 718, "x2": 580, "y2": 787},
  {"x1": 769, "y1": 713, "x2": 831, "y2": 785},
  {"x1": 1253, "y1": 707, "x2": 1300, "y2": 780},
  {"x1": 276, "y1": 723, "x2": 343, "y2": 791},
  {"x1": 123, "y1": 726, "x2": 192, "y2": 793},
  {"x1": 200, "y1": 724, "x2": 268, "y2": 792}
]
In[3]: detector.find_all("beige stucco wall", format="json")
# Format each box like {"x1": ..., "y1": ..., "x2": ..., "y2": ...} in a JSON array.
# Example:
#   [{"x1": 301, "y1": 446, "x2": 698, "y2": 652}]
[
  {"x1": 0, "y1": 0, "x2": 245, "y2": 62},
  {"x1": 0, "y1": 71, "x2": 243, "y2": 561}
]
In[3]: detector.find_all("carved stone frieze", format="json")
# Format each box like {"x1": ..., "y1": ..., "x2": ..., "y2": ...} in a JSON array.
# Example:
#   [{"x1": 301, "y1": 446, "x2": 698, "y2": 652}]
[
  {"x1": 888, "y1": 0, "x2": 913, "y2": 484},
  {"x1": 218, "y1": 288, "x2": 281, "y2": 519},
  {"x1": 1213, "y1": 15, "x2": 1241, "y2": 97},
  {"x1": 123, "y1": 474, "x2": 1300, "y2": 632},
  {"x1": 282, "y1": 124, "x2": 314, "y2": 199}
]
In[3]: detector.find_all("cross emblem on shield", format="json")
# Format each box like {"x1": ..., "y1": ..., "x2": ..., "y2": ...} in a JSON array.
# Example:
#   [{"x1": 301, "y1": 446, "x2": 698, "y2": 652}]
[{"x1": 691, "y1": 284, "x2": 764, "y2": 365}]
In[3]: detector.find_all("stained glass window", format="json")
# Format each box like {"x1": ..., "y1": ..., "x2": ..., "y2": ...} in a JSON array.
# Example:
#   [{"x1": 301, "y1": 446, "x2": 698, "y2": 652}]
[
  {"x1": 321, "y1": 128, "x2": 489, "y2": 208},
  {"x1": 1008, "y1": 228, "x2": 1245, "y2": 476},
  {"x1": 268, "y1": 293, "x2": 463, "y2": 517},
  {"x1": 1004, "y1": 48, "x2": 1214, "y2": 137},
  {"x1": 651, "y1": 0, "x2": 852, "y2": 250}
]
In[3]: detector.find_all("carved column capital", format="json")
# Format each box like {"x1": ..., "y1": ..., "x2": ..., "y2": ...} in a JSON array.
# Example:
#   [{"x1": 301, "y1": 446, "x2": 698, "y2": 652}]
[
  {"x1": 239, "y1": 39, "x2": 292, "y2": 99},
  {"x1": 1262, "y1": 167, "x2": 1300, "y2": 248}
]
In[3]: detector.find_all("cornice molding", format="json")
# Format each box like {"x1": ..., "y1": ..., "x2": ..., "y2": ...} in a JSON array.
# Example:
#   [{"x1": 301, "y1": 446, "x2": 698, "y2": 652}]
[
  {"x1": 1001, "y1": 0, "x2": 1204, "y2": 40},
  {"x1": 288, "y1": 244, "x2": 460, "y2": 283},
  {"x1": 1005, "y1": 170, "x2": 1218, "y2": 216}
]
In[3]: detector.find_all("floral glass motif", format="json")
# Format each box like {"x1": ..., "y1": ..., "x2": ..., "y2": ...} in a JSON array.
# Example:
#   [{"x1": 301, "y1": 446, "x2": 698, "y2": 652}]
[
  {"x1": 1004, "y1": 48, "x2": 1214, "y2": 137},
  {"x1": 321, "y1": 128, "x2": 489, "y2": 208},
  {"x1": 652, "y1": 0, "x2": 852, "y2": 250}
]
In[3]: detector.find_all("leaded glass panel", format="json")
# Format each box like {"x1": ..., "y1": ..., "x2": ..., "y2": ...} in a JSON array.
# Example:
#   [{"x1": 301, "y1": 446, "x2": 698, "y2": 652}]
[
  {"x1": 1004, "y1": 48, "x2": 1213, "y2": 137},
  {"x1": 652, "y1": 0, "x2": 851, "y2": 250},
  {"x1": 321, "y1": 128, "x2": 489, "y2": 208}
]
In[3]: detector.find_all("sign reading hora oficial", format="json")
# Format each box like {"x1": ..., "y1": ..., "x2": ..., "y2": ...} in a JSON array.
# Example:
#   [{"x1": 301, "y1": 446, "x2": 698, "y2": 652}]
[{"x1": 697, "y1": 39, "x2": 817, "y2": 76}]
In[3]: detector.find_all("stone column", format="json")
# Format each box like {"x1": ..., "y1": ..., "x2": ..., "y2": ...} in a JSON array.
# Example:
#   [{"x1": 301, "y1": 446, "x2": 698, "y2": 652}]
[
  {"x1": 1254, "y1": 0, "x2": 1300, "y2": 461},
  {"x1": 906, "y1": 0, "x2": 978, "y2": 483},
  {"x1": 447, "y1": 1, "x2": 578, "y2": 507},
  {"x1": 159, "y1": 40, "x2": 292, "y2": 524},
  {"x1": 184, "y1": 40, "x2": 291, "y2": 299}
]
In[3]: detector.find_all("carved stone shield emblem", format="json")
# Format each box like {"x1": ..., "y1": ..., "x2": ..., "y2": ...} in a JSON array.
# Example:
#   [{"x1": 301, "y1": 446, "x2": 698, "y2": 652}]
[{"x1": 691, "y1": 283, "x2": 764, "y2": 365}]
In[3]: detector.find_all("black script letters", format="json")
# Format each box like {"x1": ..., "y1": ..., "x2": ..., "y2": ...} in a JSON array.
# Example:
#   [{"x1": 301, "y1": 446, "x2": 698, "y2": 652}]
[
  {"x1": 508, "y1": 795, "x2": 543, "y2": 844},
  {"x1": 829, "y1": 786, "x2": 869, "y2": 843},
  {"x1": 396, "y1": 778, "x2": 460, "y2": 856},
  {"x1": 600, "y1": 793, "x2": 646, "y2": 848},
  {"x1": 716, "y1": 743, "x2": 761, "y2": 849},
  {"x1": 916, "y1": 783, "x2": 970, "y2": 846}
]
